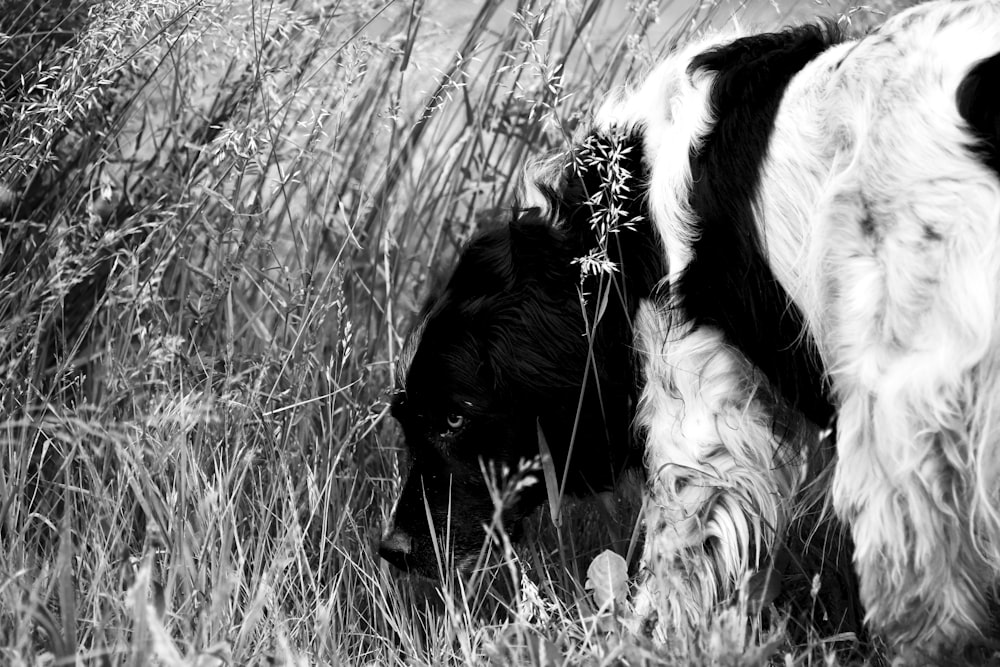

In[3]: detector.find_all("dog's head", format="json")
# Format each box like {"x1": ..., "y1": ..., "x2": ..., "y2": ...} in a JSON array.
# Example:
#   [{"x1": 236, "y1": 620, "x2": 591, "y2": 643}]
[
  {"x1": 379, "y1": 131, "x2": 663, "y2": 578},
  {"x1": 379, "y1": 215, "x2": 605, "y2": 575}
]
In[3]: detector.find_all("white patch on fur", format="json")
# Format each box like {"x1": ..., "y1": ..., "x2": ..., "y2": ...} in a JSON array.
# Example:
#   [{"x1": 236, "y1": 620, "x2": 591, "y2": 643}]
[
  {"x1": 519, "y1": 151, "x2": 567, "y2": 216},
  {"x1": 631, "y1": 301, "x2": 815, "y2": 642}
]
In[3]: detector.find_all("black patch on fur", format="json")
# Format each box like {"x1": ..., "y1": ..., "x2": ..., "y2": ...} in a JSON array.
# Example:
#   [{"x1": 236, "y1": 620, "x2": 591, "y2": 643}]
[
  {"x1": 677, "y1": 23, "x2": 843, "y2": 426},
  {"x1": 957, "y1": 50, "x2": 1000, "y2": 177},
  {"x1": 860, "y1": 212, "x2": 876, "y2": 237}
]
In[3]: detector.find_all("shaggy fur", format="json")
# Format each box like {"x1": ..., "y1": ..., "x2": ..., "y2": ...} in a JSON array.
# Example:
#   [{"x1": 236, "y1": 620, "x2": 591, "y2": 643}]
[{"x1": 382, "y1": 1, "x2": 1000, "y2": 661}]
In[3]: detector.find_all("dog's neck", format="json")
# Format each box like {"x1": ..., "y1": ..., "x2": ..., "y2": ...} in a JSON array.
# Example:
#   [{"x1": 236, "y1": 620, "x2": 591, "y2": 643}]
[
  {"x1": 552, "y1": 128, "x2": 666, "y2": 317},
  {"x1": 526, "y1": 128, "x2": 666, "y2": 493}
]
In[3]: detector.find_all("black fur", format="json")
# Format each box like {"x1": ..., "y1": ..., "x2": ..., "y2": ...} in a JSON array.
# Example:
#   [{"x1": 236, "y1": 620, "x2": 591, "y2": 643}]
[
  {"x1": 957, "y1": 50, "x2": 1000, "y2": 177},
  {"x1": 678, "y1": 24, "x2": 843, "y2": 427},
  {"x1": 382, "y1": 130, "x2": 664, "y2": 576}
]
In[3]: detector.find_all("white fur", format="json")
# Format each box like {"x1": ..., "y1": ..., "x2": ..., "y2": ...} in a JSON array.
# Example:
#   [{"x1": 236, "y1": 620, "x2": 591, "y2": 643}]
[
  {"x1": 762, "y1": 2, "x2": 1000, "y2": 656},
  {"x1": 631, "y1": 302, "x2": 817, "y2": 644},
  {"x1": 595, "y1": 0, "x2": 1000, "y2": 659},
  {"x1": 593, "y1": 33, "x2": 733, "y2": 286}
]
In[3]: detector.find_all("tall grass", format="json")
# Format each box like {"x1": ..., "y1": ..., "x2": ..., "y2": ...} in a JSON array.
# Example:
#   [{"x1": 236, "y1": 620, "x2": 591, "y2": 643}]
[{"x1": 0, "y1": 0, "x2": 894, "y2": 664}]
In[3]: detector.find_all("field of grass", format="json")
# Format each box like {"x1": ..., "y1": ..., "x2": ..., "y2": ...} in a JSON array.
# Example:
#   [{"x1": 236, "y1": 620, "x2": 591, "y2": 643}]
[{"x1": 0, "y1": 0, "x2": 903, "y2": 664}]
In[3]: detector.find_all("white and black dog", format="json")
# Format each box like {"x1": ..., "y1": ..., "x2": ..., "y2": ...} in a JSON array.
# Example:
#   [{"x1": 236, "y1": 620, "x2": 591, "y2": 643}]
[{"x1": 381, "y1": 0, "x2": 1000, "y2": 661}]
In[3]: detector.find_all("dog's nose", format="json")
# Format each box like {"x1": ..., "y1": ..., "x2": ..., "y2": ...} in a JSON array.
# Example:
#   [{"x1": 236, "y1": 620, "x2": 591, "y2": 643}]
[{"x1": 378, "y1": 529, "x2": 413, "y2": 571}]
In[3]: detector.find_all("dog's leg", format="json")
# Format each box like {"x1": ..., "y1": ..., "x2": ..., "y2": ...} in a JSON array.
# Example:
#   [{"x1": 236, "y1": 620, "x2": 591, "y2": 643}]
[
  {"x1": 821, "y1": 173, "x2": 1000, "y2": 658},
  {"x1": 632, "y1": 303, "x2": 809, "y2": 643}
]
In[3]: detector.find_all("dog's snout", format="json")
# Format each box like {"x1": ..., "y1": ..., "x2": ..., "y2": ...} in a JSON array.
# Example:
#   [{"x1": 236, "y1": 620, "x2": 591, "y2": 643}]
[{"x1": 378, "y1": 528, "x2": 413, "y2": 571}]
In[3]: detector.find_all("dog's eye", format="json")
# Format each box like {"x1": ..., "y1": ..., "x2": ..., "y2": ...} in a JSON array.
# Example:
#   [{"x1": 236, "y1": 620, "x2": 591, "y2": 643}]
[{"x1": 445, "y1": 413, "x2": 465, "y2": 431}]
